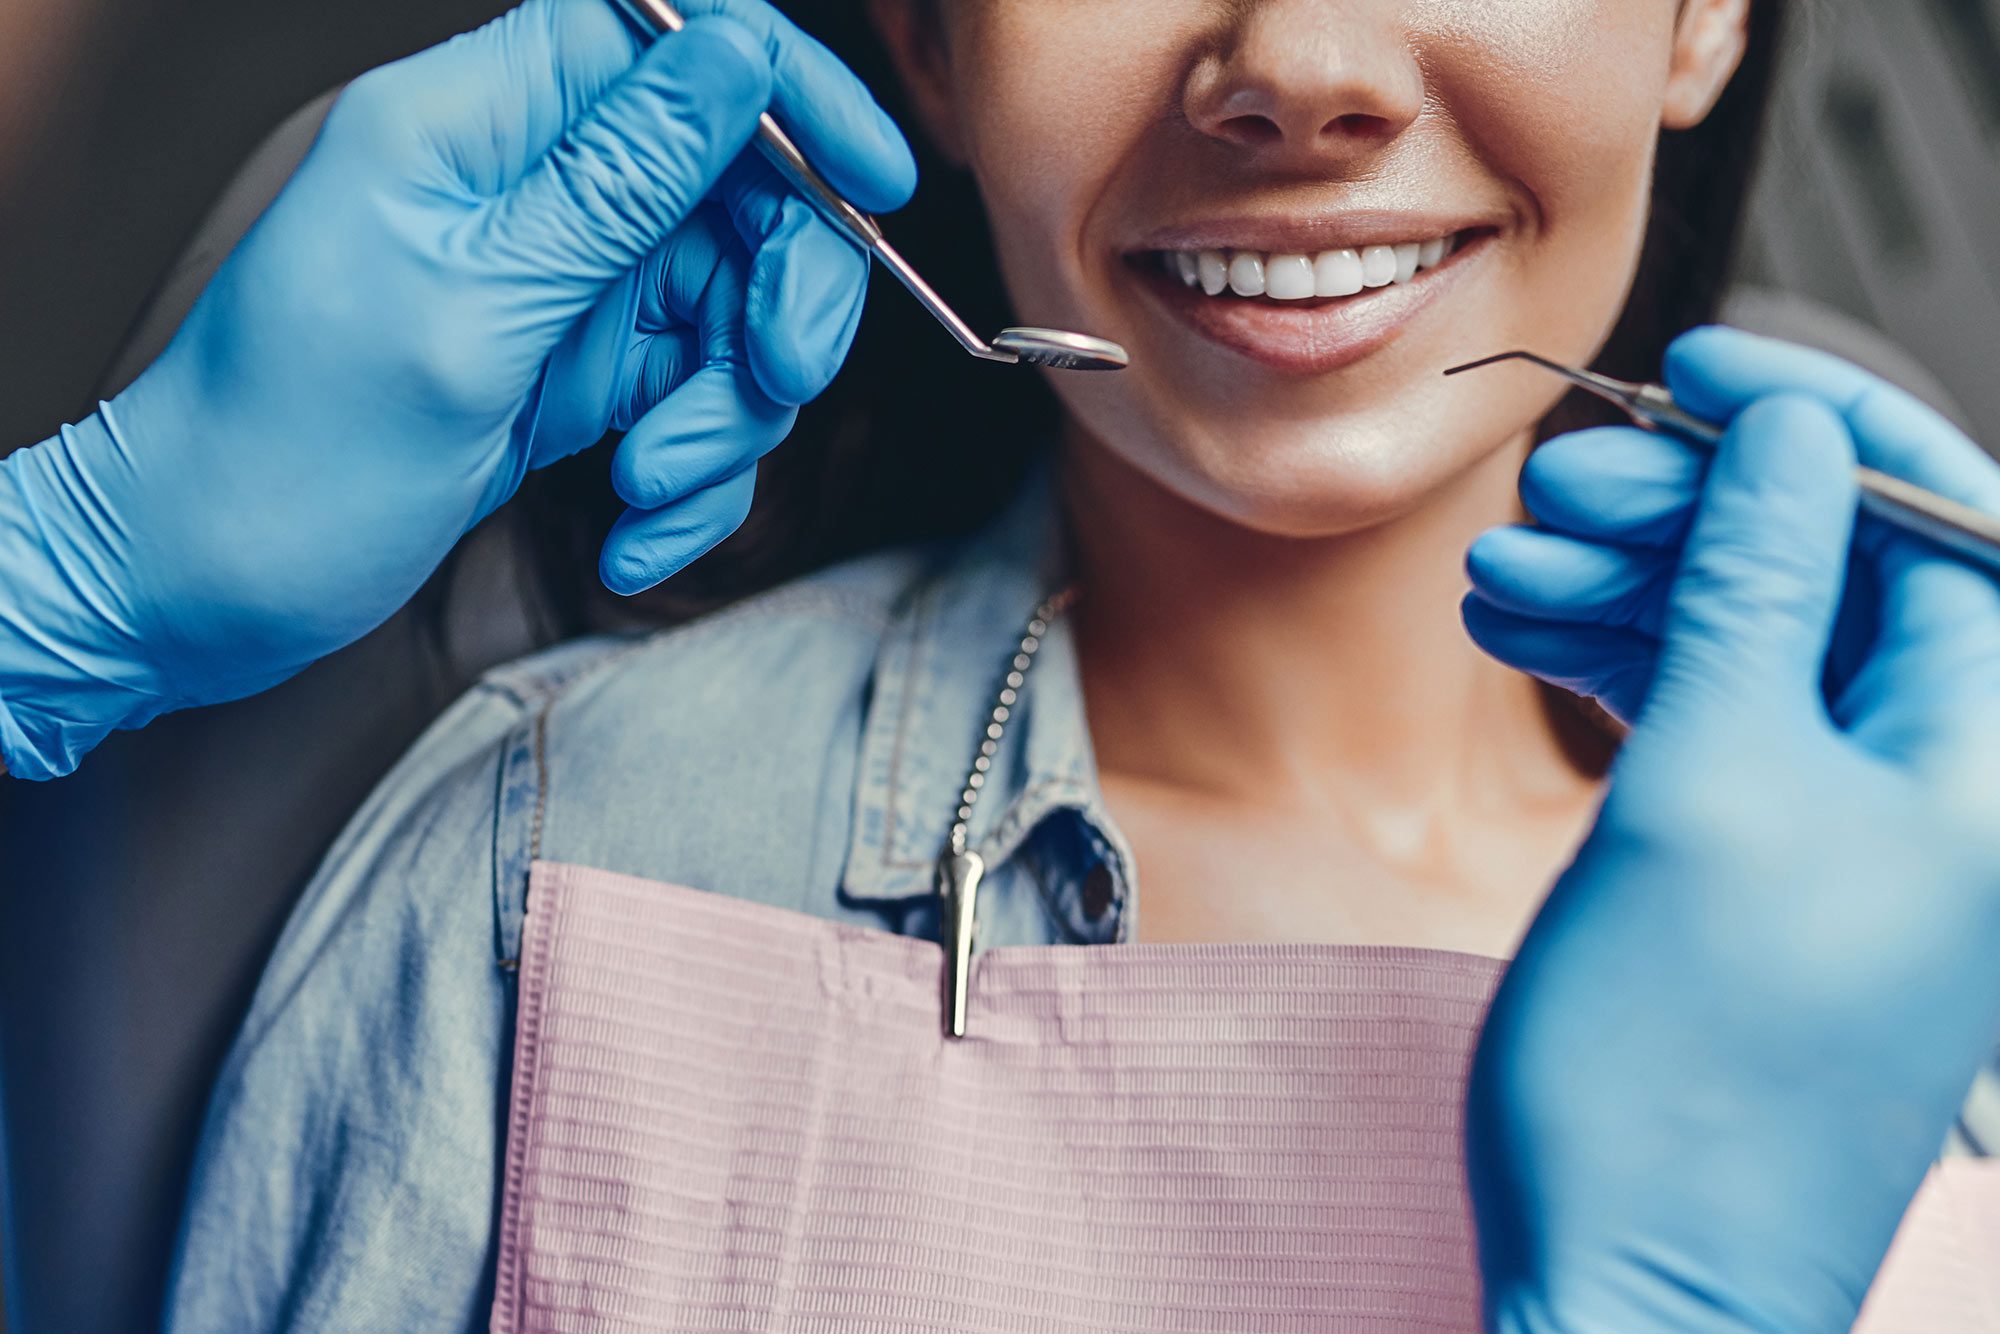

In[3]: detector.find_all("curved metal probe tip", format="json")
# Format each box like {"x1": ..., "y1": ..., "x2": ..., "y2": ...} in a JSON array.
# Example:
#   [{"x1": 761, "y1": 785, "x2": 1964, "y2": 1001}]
[
  {"x1": 1446, "y1": 351, "x2": 1533, "y2": 376},
  {"x1": 1446, "y1": 349, "x2": 1598, "y2": 385},
  {"x1": 992, "y1": 328, "x2": 1131, "y2": 372},
  {"x1": 1445, "y1": 348, "x2": 1724, "y2": 445}
]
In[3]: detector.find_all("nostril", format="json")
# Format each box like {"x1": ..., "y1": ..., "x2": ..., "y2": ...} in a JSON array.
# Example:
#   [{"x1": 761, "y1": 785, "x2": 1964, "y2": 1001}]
[
  {"x1": 1206, "y1": 109, "x2": 1397, "y2": 152},
  {"x1": 1214, "y1": 114, "x2": 1284, "y2": 147},
  {"x1": 1326, "y1": 112, "x2": 1395, "y2": 142}
]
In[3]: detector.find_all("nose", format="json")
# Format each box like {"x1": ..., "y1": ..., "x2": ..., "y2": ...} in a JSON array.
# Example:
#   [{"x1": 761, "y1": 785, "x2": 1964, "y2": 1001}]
[{"x1": 1184, "y1": 0, "x2": 1425, "y2": 169}]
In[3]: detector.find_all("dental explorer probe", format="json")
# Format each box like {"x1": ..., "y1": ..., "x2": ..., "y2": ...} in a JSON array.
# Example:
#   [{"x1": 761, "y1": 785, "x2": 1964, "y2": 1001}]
[
  {"x1": 1445, "y1": 351, "x2": 2000, "y2": 580},
  {"x1": 606, "y1": 0, "x2": 1130, "y2": 372}
]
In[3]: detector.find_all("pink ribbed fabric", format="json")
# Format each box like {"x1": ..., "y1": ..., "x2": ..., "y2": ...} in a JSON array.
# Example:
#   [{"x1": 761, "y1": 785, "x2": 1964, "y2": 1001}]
[{"x1": 491, "y1": 861, "x2": 2000, "y2": 1334}]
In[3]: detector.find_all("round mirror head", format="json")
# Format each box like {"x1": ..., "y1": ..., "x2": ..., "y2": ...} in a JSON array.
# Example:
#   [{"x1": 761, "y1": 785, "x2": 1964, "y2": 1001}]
[{"x1": 992, "y1": 327, "x2": 1130, "y2": 372}]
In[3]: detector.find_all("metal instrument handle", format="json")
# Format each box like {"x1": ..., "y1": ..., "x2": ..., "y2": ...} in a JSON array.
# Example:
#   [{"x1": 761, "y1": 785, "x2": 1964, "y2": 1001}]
[
  {"x1": 1855, "y1": 467, "x2": 2000, "y2": 579},
  {"x1": 1634, "y1": 385, "x2": 2000, "y2": 579},
  {"x1": 1631, "y1": 384, "x2": 1726, "y2": 447}
]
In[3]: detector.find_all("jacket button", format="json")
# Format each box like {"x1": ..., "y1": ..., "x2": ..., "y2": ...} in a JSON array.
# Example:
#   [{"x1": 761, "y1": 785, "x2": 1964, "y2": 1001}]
[{"x1": 1081, "y1": 864, "x2": 1115, "y2": 922}]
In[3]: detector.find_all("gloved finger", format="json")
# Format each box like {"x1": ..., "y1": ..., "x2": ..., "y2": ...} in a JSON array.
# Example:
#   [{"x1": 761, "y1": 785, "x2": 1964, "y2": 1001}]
[
  {"x1": 328, "y1": 0, "x2": 640, "y2": 189},
  {"x1": 1840, "y1": 542, "x2": 2000, "y2": 768},
  {"x1": 612, "y1": 227, "x2": 796, "y2": 506},
  {"x1": 669, "y1": 0, "x2": 917, "y2": 213},
  {"x1": 1650, "y1": 394, "x2": 1860, "y2": 715},
  {"x1": 748, "y1": 197, "x2": 870, "y2": 405},
  {"x1": 1467, "y1": 526, "x2": 1675, "y2": 639},
  {"x1": 1519, "y1": 427, "x2": 1706, "y2": 548},
  {"x1": 529, "y1": 202, "x2": 734, "y2": 471},
  {"x1": 339, "y1": 0, "x2": 915, "y2": 210},
  {"x1": 635, "y1": 202, "x2": 738, "y2": 333},
  {"x1": 600, "y1": 461, "x2": 759, "y2": 595},
  {"x1": 1887, "y1": 555, "x2": 2000, "y2": 685},
  {"x1": 481, "y1": 16, "x2": 773, "y2": 298},
  {"x1": 611, "y1": 364, "x2": 795, "y2": 509},
  {"x1": 714, "y1": 155, "x2": 871, "y2": 405},
  {"x1": 521, "y1": 270, "x2": 646, "y2": 476},
  {"x1": 616, "y1": 328, "x2": 701, "y2": 429},
  {"x1": 1462, "y1": 594, "x2": 1657, "y2": 725},
  {"x1": 1666, "y1": 326, "x2": 2000, "y2": 512}
]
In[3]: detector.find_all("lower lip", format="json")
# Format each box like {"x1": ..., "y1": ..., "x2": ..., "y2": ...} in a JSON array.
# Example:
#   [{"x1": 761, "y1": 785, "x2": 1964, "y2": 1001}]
[{"x1": 1127, "y1": 233, "x2": 1493, "y2": 377}]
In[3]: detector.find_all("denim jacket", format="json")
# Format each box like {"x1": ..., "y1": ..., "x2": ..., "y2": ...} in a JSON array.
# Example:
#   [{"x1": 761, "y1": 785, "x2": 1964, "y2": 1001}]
[
  {"x1": 162, "y1": 479, "x2": 2000, "y2": 1332},
  {"x1": 163, "y1": 480, "x2": 1138, "y2": 1331}
]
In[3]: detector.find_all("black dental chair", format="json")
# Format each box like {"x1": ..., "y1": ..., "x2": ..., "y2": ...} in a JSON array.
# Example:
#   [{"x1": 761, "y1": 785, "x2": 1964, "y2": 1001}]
[{"x1": 0, "y1": 77, "x2": 1978, "y2": 1334}]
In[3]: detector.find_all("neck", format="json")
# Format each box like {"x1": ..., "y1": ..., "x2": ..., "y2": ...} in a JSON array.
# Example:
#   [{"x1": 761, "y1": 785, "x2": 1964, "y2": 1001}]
[{"x1": 1065, "y1": 431, "x2": 1585, "y2": 815}]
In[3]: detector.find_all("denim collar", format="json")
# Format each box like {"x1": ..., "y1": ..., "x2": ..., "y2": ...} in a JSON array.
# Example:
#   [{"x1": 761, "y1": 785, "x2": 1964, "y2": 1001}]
[{"x1": 840, "y1": 468, "x2": 1135, "y2": 942}]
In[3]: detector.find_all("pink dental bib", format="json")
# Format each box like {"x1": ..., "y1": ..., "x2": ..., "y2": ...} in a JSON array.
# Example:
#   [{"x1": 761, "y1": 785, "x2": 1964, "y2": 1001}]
[{"x1": 492, "y1": 861, "x2": 2000, "y2": 1333}]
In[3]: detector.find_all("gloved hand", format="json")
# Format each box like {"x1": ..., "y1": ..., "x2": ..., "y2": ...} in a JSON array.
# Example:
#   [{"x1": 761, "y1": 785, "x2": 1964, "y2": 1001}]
[
  {"x1": 0, "y1": 0, "x2": 915, "y2": 780},
  {"x1": 1463, "y1": 326, "x2": 2000, "y2": 724},
  {"x1": 1462, "y1": 330, "x2": 2000, "y2": 1331}
]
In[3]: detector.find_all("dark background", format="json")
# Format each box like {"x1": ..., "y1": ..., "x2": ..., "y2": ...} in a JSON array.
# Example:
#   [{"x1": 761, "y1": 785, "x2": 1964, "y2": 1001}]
[
  {"x1": 0, "y1": 0, "x2": 514, "y2": 446},
  {"x1": 1, "y1": 6, "x2": 516, "y2": 1330},
  {"x1": 5, "y1": 0, "x2": 2000, "y2": 1331}
]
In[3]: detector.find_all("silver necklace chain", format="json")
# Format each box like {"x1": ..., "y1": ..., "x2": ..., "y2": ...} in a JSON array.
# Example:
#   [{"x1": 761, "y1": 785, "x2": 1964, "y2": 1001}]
[
  {"x1": 935, "y1": 587, "x2": 1078, "y2": 1039},
  {"x1": 944, "y1": 588, "x2": 1079, "y2": 856}
]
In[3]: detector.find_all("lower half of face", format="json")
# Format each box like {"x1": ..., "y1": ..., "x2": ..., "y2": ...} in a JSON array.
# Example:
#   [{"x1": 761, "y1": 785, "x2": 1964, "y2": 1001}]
[
  {"x1": 946, "y1": 1, "x2": 1689, "y2": 538},
  {"x1": 1038, "y1": 199, "x2": 1655, "y2": 536}
]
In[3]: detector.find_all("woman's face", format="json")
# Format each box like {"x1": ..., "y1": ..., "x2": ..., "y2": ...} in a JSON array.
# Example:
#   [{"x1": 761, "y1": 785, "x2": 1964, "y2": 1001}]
[{"x1": 876, "y1": 0, "x2": 1750, "y2": 535}]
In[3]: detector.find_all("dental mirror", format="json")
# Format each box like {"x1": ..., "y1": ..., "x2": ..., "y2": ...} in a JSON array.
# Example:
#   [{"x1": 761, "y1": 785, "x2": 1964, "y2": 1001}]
[
  {"x1": 989, "y1": 328, "x2": 1132, "y2": 372},
  {"x1": 610, "y1": 0, "x2": 1131, "y2": 375}
]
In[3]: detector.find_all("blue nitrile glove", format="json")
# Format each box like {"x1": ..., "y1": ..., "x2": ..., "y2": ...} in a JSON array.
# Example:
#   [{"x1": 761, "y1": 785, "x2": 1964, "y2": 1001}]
[
  {"x1": 1463, "y1": 327, "x2": 2000, "y2": 723},
  {"x1": 1462, "y1": 336, "x2": 2000, "y2": 1331},
  {"x1": 0, "y1": 0, "x2": 916, "y2": 780}
]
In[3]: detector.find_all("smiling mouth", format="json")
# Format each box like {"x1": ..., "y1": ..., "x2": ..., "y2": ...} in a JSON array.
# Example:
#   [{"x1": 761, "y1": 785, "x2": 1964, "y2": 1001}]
[
  {"x1": 1133, "y1": 227, "x2": 1492, "y2": 306},
  {"x1": 1123, "y1": 226, "x2": 1499, "y2": 375}
]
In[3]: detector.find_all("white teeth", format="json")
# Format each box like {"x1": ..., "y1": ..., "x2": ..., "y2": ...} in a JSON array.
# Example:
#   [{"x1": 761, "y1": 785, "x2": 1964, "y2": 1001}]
[
  {"x1": 1227, "y1": 252, "x2": 1267, "y2": 297},
  {"x1": 1393, "y1": 242, "x2": 1421, "y2": 285},
  {"x1": 1314, "y1": 249, "x2": 1365, "y2": 297},
  {"x1": 1166, "y1": 233, "x2": 1463, "y2": 301},
  {"x1": 1360, "y1": 245, "x2": 1398, "y2": 288},
  {"x1": 1198, "y1": 249, "x2": 1229, "y2": 295},
  {"x1": 1265, "y1": 253, "x2": 1316, "y2": 300}
]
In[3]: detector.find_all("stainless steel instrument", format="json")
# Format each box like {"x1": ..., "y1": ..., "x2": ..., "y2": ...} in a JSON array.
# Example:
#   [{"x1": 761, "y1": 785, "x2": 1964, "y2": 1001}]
[
  {"x1": 608, "y1": 0, "x2": 1130, "y2": 372},
  {"x1": 1446, "y1": 350, "x2": 2000, "y2": 578}
]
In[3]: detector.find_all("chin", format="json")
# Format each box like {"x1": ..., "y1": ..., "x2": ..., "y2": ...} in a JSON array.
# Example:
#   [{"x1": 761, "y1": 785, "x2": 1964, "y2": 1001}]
[{"x1": 1078, "y1": 397, "x2": 1525, "y2": 542}]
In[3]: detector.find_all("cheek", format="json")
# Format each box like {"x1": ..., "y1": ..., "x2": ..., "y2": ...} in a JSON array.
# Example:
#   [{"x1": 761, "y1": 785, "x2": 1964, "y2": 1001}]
[
  {"x1": 946, "y1": 7, "x2": 1177, "y2": 310},
  {"x1": 1447, "y1": 2, "x2": 1681, "y2": 420},
  {"x1": 947, "y1": 5, "x2": 1175, "y2": 170},
  {"x1": 1429, "y1": 0, "x2": 1677, "y2": 243}
]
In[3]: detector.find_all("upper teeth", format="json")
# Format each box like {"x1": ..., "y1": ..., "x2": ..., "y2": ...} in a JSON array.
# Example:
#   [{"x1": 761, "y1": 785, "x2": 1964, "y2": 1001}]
[{"x1": 1171, "y1": 235, "x2": 1457, "y2": 299}]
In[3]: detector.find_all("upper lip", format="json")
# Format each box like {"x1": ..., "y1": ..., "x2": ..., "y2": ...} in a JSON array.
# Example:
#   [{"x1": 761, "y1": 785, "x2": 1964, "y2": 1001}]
[{"x1": 1126, "y1": 208, "x2": 1505, "y2": 256}]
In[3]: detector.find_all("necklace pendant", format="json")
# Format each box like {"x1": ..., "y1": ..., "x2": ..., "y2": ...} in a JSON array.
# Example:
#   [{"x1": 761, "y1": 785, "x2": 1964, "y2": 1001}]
[{"x1": 936, "y1": 849, "x2": 986, "y2": 1040}]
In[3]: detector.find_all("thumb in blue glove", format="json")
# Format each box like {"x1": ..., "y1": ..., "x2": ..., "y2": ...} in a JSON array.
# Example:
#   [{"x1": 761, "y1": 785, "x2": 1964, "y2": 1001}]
[
  {"x1": 1466, "y1": 368, "x2": 2000, "y2": 1330},
  {"x1": 0, "y1": 0, "x2": 916, "y2": 780}
]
